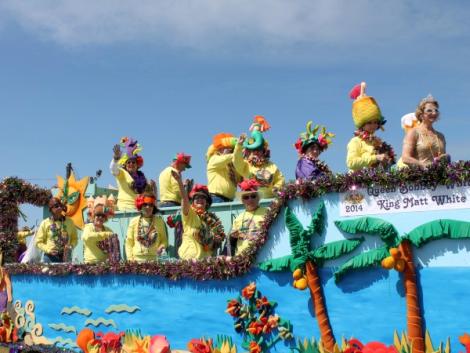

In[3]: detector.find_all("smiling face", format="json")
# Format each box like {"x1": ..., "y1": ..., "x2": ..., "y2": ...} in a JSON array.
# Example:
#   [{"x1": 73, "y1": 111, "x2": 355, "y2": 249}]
[
  {"x1": 192, "y1": 194, "x2": 208, "y2": 210},
  {"x1": 304, "y1": 144, "x2": 321, "y2": 159},
  {"x1": 421, "y1": 103, "x2": 440, "y2": 125},
  {"x1": 241, "y1": 192, "x2": 260, "y2": 211},
  {"x1": 125, "y1": 158, "x2": 138, "y2": 173},
  {"x1": 93, "y1": 212, "x2": 107, "y2": 228},
  {"x1": 362, "y1": 120, "x2": 380, "y2": 134},
  {"x1": 141, "y1": 203, "x2": 154, "y2": 217},
  {"x1": 50, "y1": 202, "x2": 65, "y2": 219}
]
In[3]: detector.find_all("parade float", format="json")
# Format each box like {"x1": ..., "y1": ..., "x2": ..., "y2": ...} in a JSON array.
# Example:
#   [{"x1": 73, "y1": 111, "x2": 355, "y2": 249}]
[{"x1": 2, "y1": 159, "x2": 470, "y2": 353}]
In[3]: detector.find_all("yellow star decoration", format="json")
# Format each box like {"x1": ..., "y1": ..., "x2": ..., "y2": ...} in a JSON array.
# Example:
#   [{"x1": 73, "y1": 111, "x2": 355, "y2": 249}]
[{"x1": 56, "y1": 172, "x2": 89, "y2": 229}]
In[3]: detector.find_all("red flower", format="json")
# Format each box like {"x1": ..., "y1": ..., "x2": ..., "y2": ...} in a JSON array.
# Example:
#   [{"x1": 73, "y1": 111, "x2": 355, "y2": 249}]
[
  {"x1": 225, "y1": 299, "x2": 241, "y2": 317},
  {"x1": 187, "y1": 339, "x2": 212, "y2": 353},
  {"x1": 255, "y1": 296, "x2": 270, "y2": 310},
  {"x1": 344, "y1": 339, "x2": 397, "y2": 353},
  {"x1": 247, "y1": 320, "x2": 264, "y2": 336},
  {"x1": 241, "y1": 282, "x2": 256, "y2": 300},
  {"x1": 249, "y1": 341, "x2": 262, "y2": 353}
]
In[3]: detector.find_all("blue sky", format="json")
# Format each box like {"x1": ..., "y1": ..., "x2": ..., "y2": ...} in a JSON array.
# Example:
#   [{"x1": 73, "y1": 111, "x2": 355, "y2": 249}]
[{"x1": 1, "y1": 1, "x2": 470, "y2": 226}]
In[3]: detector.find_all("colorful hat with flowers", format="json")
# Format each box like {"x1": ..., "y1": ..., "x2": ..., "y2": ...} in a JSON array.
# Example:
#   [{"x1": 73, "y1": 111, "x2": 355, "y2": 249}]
[
  {"x1": 189, "y1": 184, "x2": 212, "y2": 207},
  {"x1": 173, "y1": 153, "x2": 192, "y2": 169},
  {"x1": 349, "y1": 82, "x2": 386, "y2": 129},
  {"x1": 294, "y1": 121, "x2": 335, "y2": 154},
  {"x1": 236, "y1": 179, "x2": 264, "y2": 199},
  {"x1": 117, "y1": 137, "x2": 144, "y2": 168},
  {"x1": 135, "y1": 191, "x2": 158, "y2": 214},
  {"x1": 86, "y1": 195, "x2": 115, "y2": 219},
  {"x1": 244, "y1": 116, "x2": 271, "y2": 151},
  {"x1": 206, "y1": 133, "x2": 237, "y2": 160}
]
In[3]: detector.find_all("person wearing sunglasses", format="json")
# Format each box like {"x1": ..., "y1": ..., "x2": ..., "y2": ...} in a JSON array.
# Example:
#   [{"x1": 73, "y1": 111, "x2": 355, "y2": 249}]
[
  {"x1": 229, "y1": 179, "x2": 267, "y2": 256},
  {"x1": 400, "y1": 95, "x2": 448, "y2": 168},
  {"x1": 125, "y1": 191, "x2": 168, "y2": 262},
  {"x1": 346, "y1": 82, "x2": 395, "y2": 171},
  {"x1": 110, "y1": 137, "x2": 149, "y2": 211},
  {"x1": 82, "y1": 198, "x2": 115, "y2": 264},
  {"x1": 35, "y1": 197, "x2": 78, "y2": 263},
  {"x1": 172, "y1": 171, "x2": 225, "y2": 260}
]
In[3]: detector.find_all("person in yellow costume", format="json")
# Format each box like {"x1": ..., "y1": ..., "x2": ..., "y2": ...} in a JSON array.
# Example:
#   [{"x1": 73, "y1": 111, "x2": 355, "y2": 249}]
[
  {"x1": 158, "y1": 153, "x2": 192, "y2": 208},
  {"x1": 233, "y1": 116, "x2": 285, "y2": 198},
  {"x1": 346, "y1": 82, "x2": 395, "y2": 171},
  {"x1": 35, "y1": 197, "x2": 78, "y2": 263},
  {"x1": 172, "y1": 171, "x2": 226, "y2": 260},
  {"x1": 206, "y1": 133, "x2": 242, "y2": 203},
  {"x1": 110, "y1": 137, "x2": 150, "y2": 211},
  {"x1": 82, "y1": 199, "x2": 115, "y2": 264},
  {"x1": 230, "y1": 180, "x2": 267, "y2": 256},
  {"x1": 125, "y1": 192, "x2": 168, "y2": 262}
]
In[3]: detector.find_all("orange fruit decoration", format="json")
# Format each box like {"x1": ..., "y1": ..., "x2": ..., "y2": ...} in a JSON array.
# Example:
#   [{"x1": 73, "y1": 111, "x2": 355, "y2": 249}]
[
  {"x1": 76, "y1": 328, "x2": 95, "y2": 353},
  {"x1": 389, "y1": 248, "x2": 401, "y2": 259},
  {"x1": 381, "y1": 256, "x2": 396, "y2": 270},
  {"x1": 394, "y1": 259, "x2": 406, "y2": 272},
  {"x1": 292, "y1": 269, "x2": 303, "y2": 280},
  {"x1": 295, "y1": 277, "x2": 308, "y2": 290}
]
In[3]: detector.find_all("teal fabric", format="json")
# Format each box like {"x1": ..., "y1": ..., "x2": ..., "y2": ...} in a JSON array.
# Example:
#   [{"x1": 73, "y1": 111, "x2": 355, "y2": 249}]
[
  {"x1": 335, "y1": 217, "x2": 400, "y2": 247},
  {"x1": 405, "y1": 219, "x2": 470, "y2": 247},
  {"x1": 311, "y1": 238, "x2": 364, "y2": 265},
  {"x1": 334, "y1": 246, "x2": 389, "y2": 282}
]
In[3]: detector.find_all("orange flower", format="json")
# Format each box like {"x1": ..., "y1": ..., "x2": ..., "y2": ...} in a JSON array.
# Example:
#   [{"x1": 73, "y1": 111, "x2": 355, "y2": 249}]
[
  {"x1": 255, "y1": 296, "x2": 270, "y2": 310},
  {"x1": 225, "y1": 299, "x2": 241, "y2": 317},
  {"x1": 267, "y1": 315, "x2": 279, "y2": 328},
  {"x1": 241, "y1": 282, "x2": 256, "y2": 300},
  {"x1": 187, "y1": 338, "x2": 212, "y2": 353},
  {"x1": 460, "y1": 333, "x2": 470, "y2": 347},
  {"x1": 249, "y1": 341, "x2": 262, "y2": 353},
  {"x1": 247, "y1": 321, "x2": 264, "y2": 335}
]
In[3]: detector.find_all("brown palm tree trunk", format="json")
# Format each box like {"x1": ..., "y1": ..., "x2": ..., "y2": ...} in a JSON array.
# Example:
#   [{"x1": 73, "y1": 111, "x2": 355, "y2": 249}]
[
  {"x1": 306, "y1": 260, "x2": 336, "y2": 353},
  {"x1": 399, "y1": 240, "x2": 425, "y2": 353}
]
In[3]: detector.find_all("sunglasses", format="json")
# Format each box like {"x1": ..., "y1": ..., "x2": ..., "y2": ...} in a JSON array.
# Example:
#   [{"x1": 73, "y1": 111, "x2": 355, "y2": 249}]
[
  {"x1": 51, "y1": 204, "x2": 63, "y2": 209},
  {"x1": 242, "y1": 194, "x2": 258, "y2": 201},
  {"x1": 142, "y1": 203, "x2": 154, "y2": 208},
  {"x1": 95, "y1": 213, "x2": 107, "y2": 218},
  {"x1": 424, "y1": 109, "x2": 439, "y2": 114},
  {"x1": 126, "y1": 160, "x2": 137, "y2": 165}
]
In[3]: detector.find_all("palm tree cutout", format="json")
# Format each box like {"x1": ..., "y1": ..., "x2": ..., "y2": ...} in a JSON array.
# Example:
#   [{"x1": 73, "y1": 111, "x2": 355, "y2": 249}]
[
  {"x1": 334, "y1": 217, "x2": 470, "y2": 353},
  {"x1": 259, "y1": 201, "x2": 364, "y2": 353}
]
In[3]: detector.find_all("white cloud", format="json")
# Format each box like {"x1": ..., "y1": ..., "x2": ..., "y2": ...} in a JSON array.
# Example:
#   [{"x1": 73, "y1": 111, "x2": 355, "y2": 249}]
[{"x1": 1, "y1": 0, "x2": 469, "y2": 62}]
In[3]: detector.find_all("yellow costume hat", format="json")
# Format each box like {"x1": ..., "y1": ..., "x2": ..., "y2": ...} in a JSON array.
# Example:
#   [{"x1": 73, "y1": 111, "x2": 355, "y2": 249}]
[{"x1": 350, "y1": 82, "x2": 385, "y2": 129}]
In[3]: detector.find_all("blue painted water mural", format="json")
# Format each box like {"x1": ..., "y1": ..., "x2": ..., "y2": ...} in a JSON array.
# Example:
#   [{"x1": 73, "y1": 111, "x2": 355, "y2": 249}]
[{"x1": 12, "y1": 267, "x2": 470, "y2": 351}]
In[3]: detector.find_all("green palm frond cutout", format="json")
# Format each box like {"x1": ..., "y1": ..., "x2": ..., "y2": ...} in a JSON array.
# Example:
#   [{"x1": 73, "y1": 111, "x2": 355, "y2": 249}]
[
  {"x1": 405, "y1": 219, "x2": 470, "y2": 247},
  {"x1": 310, "y1": 238, "x2": 364, "y2": 265},
  {"x1": 307, "y1": 201, "x2": 325, "y2": 235},
  {"x1": 335, "y1": 217, "x2": 400, "y2": 247},
  {"x1": 259, "y1": 255, "x2": 304, "y2": 272},
  {"x1": 285, "y1": 207, "x2": 313, "y2": 259},
  {"x1": 334, "y1": 246, "x2": 389, "y2": 282}
]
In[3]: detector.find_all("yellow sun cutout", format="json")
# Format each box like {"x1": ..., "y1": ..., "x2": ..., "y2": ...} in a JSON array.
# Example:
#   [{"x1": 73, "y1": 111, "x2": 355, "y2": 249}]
[{"x1": 56, "y1": 172, "x2": 89, "y2": 229}]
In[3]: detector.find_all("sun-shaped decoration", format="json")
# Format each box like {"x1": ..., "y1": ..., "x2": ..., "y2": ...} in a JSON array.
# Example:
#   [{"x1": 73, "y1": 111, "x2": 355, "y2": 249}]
[{"x1": 56, "y1": 172, "x2": 89, "y2": 229}]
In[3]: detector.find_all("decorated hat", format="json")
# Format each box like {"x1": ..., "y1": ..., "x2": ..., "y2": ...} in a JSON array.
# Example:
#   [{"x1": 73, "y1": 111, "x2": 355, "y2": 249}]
[
  {"x1": 236, "y1": 179, "x2": 264, "y2": 199},
  {"x1": 206, "y1": 133, "x2": 237, "y2": 160},
  {"x1": 87, "y1": 195, "x2": 115, "y2": 219},
  {"x1": 294, "y1": 121, "x2": 335, "y2": 154},
  {"x1": 118, "y1": 137, "x2": 144, "y2": 168},
  {"x1": 135, "y1": 191, "x2": 158, "y2": 214},
  {"x1": 401, "y1": 113, "x2": 419, "y2": 133},
  {"x1": 173, "y1": 153, "x2": 192, "y2": 168},
  {"x1": 349, "y1": 82, "x2": 386, "y2": 129},
  {"x1": 244, "y1": 116, "x2": 270, "y2": 150},
  {"x1": 189, "y1": 184, "x2": 212, "y2": 207}
]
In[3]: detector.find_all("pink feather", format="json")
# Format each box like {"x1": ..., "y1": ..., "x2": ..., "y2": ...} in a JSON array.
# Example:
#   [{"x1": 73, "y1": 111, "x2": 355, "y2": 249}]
[{"x1": 349, "y1": 84, "x2": 362, "y2": 100}]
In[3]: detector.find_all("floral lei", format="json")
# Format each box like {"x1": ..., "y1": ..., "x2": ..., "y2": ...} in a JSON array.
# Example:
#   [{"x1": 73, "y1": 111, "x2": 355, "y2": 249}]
[
  {"x1": 193, "y1": 207, "x2": 226, "y2": 250},
  {"x1": 136, "y1": 216, "x2": 158, "y2": 248},
  {"x1": 49, "y1": 217, "x2": 68, "y2": 251},
  {"x1": 354, "y1": 130, "x2": 396, "y2": 165}
]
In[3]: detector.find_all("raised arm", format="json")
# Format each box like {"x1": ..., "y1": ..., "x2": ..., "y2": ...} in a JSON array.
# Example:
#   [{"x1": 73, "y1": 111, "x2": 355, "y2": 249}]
[
  {"x1": 110, "y1": 144, "x2": 122, "y2": 177},
  {"x1": 232, "y1": 134, "x2": 250, "y2": 178},
  {"x1": 171, "y1": 170, "x2": 190, "y2": 216}
]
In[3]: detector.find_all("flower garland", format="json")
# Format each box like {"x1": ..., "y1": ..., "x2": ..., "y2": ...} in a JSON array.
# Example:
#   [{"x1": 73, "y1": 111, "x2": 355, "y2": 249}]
[
  {"x1": 136, "y1": 217, "x2": 158, "y2": 248},
  {"x1": 3, "y1": 161, "x2": 470, "y2": 279},
  {"x1": 193, "y1": 207, "x2": 226, "y2": 250},
  {"x1": 354, "y1": 130, "x2": 396, "y2": 166}
]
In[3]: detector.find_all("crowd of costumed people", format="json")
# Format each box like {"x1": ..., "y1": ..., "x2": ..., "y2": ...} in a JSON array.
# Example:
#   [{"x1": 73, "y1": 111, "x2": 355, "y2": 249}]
[{"x1": 4, "y1": 82, "x2": 449, "y2": 276}]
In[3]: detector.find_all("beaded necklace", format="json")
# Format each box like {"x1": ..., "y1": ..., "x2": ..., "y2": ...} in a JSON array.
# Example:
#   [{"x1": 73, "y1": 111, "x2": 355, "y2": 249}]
[
  {"x1": 49, "y1": 217, "x2": 68, "y2": 250},
  {"x1": 136, "y1": 216, "x2": 158, "y2": 248},
  {"x1": 354, "y1": 130, "x2": 396, "y2": 165},
  {"x1": 193, "y1": 207, "x2": 226, "y2": 251}
]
